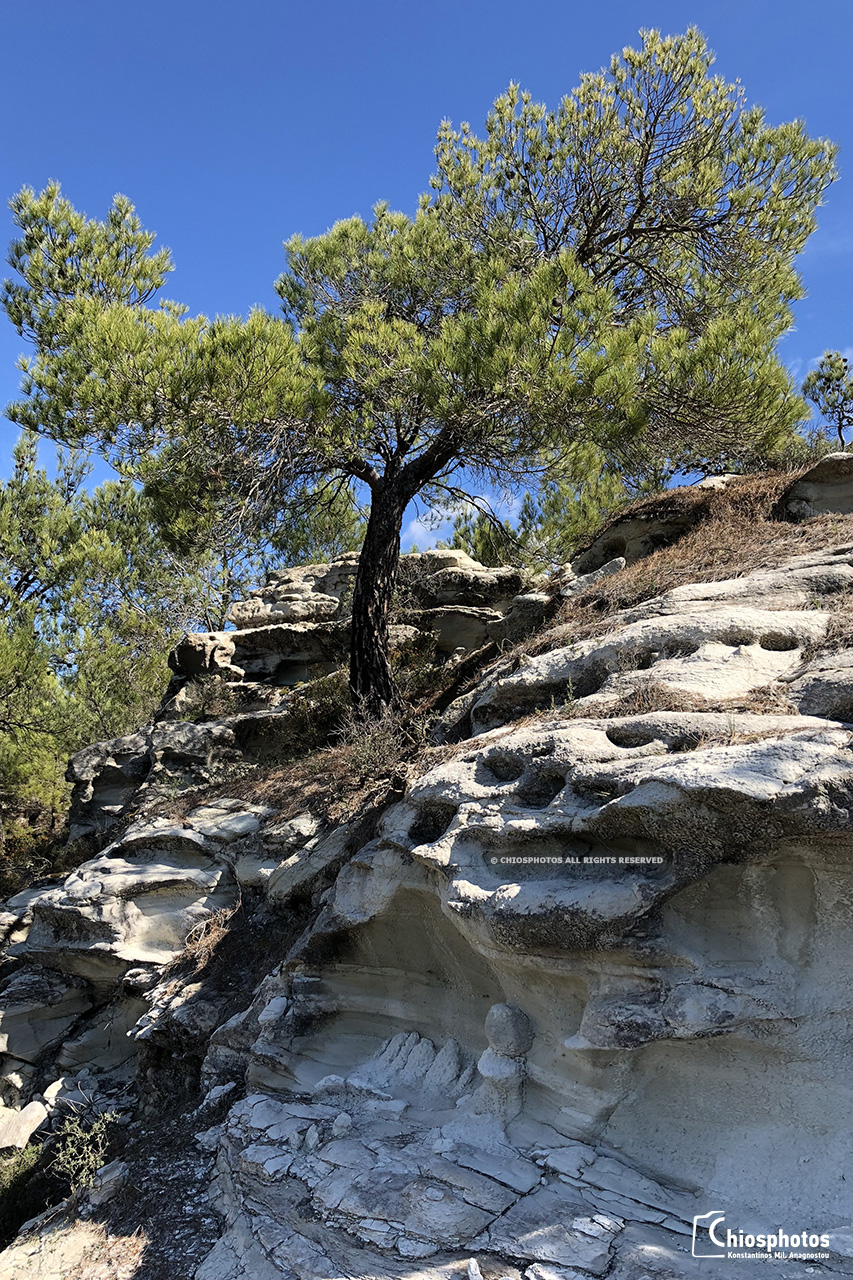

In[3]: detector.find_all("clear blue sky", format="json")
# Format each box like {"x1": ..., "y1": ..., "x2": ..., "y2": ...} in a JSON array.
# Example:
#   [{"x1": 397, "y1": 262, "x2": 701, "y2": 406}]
[{"x1": 1, "y1": 0, "x2": 851, "y2": 541}]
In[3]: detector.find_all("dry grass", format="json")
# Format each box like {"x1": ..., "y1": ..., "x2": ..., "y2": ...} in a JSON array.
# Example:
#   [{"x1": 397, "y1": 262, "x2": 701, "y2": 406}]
[
  {"x1": 0, "y1": 1219, "x2": 147, "y2": 1280},
  {"x1": 179, "y1": 903, "x2": 239, "y2": 973},
  {"x1": 584, "y1": 681, "x2": 713, "y2": 719},
  {"x1": 93, "y1": 474, "x2": 853, "y2": 852},
  {"x1": 66, "y1": 1224, "x2": 148, "y2": 1280},
  {"x1": 140, "y1": 740, "x2": 370, "y2": 831},
  {"x1": 524, "y1": 476, "x2": 853, "y2": 656},
  {"x1": 547, "y1": 679, "x2": 800, "y2": 725}
]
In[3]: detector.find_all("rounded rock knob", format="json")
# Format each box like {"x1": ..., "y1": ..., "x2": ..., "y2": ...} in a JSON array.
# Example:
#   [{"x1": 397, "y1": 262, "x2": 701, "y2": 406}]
[{"x1": 485, "y1": 1003, "x2": 534, "y2": 1057}]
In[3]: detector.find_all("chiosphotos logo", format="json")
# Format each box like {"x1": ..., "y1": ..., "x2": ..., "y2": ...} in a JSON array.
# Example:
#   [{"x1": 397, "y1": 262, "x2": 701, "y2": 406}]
[{"x1": 692, "y1": 1211, "x2": 830, "y2": 1260}]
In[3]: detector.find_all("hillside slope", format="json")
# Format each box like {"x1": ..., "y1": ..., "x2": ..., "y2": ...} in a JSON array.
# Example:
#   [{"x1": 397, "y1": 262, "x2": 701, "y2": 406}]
[{"x1": 2, "y1": 459, "x2": 853, "y2": 1279}]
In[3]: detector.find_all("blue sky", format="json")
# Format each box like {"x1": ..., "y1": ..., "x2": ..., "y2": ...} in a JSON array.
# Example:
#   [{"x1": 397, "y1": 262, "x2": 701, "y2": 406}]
[{"x1": 1, "y1": 0, "x2": 851, "y2": 545}]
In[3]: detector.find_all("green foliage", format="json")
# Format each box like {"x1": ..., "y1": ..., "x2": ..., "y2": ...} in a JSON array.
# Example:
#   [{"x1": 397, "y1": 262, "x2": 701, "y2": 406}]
[
  {"x1": 0, "y1": 1142, "x2": 44, "y2": 1245},
  {"x1": 0, "y1": 436, "x2": 193, "y2": 814},
  {"x1": 449, "y1": 444, "x2": 640, "y2": 568},
  {"x1": 431, "y1": 27, "x2": 837, "y2": 476},
  {"x1": 448, "y1": 429, "x2": 675, "y2": 569},
  {"x1": 1, "y1": 30, "x2": 837, "y2": 717},
  {"x1": 391, "y1": 631, "x2": 442, "y2": 703},
  {"x1": 0, "y1": 427, "x2": 362, "y2": 827},
  {"x1": 2, "y1": 182, "x2": 172, "y2": 353},
  {"x1": 802, "y1": 352, "x2": 853, "y2": 448},
  {"x1": 51, "y1": 1110, "x2": 119, "y2": 1193}
]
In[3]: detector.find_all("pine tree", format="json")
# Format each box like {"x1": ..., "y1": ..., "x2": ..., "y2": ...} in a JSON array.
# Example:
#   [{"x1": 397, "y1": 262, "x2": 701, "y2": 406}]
[
  {"x1": 3, "y1": 31, "x2": 837, "y2": 717},
  {"x1": 802, "y1": 353, "x2": 853, "y2": 448}
]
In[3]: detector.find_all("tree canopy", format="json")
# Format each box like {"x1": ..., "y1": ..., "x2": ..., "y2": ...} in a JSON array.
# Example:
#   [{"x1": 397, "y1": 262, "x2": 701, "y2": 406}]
[{"x1": 3, "y1": 28, "x2": 838, "y2": 717}]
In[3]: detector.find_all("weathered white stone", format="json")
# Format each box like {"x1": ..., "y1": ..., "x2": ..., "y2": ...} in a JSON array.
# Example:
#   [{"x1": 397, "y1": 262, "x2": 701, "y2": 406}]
[
  {"x1": 0, "y1": 1100, "x2": 47, "y2": 1149},
  {"x1": 0, "y1": 967, "x2": 93, "y2": 1063},
  {"x1": 780, "y1": 451, "x2": 853, "y2": 518},
  {"x1": 560, "y1": 557, "x2": 626, "y2": 597},
  {"x1": 469, "y1": 606, "x2": 828, "y2": 731}
]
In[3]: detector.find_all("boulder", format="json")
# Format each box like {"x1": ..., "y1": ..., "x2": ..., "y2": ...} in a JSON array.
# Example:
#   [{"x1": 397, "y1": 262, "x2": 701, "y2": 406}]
[
  {"x1": 413, "y1": 606, "x2": 505, "y2": 654},
  {"x1": 170, "y1": 621, "x2": 349, "y2": 686},
  {"x1": 0, "y1": 1100, "x2": 47, "y2": 1150},
  {"x1": 66, "y1": 720, "x2": 245, "y2": 839},
  {"x1": 570, "y1": 511, "x2": 694, "y2": 575},
  {"x1": 11, "y1": 820, "x2": 238, "y2": 978},
  {"x1": 779, "y1": 451, "x2": 853, "y2": 519},
  {"x1": 415, "y1": 566, "x2": 527, "y2": 610}
]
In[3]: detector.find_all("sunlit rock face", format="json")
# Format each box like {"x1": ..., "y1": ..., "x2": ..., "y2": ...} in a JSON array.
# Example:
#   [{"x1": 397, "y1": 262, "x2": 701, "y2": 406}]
[
  {"x1": 196, "y1": 704, "x2": 853, "y2": 1277},
  {"x1": 193, "y1": 541, "x2": 853, "y2": 1278},
  {"x1": 65, "y1": 550, "x2": 546, "y2": 840},
  {"x1": 6, "y1": 523, "x2": 853, "y2": 1277}
]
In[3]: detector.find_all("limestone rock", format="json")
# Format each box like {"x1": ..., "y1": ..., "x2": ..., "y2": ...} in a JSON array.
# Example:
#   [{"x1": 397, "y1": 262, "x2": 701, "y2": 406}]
[
  {"x1": 86, "y1": 1158, "x2": 129, "y2": 1206},
  {"x1": 66, "y1": 720, "x2": 245, "y2": 839},
  {"x1": 169, "y1": 620, "x2": 349, "y2": 686},
  {"x1": 490, "y1": 592, "x2": 555, "y2": 644},
  {"x1": 11, "y1": 819, "x2": 237, "y2": 978},
  {"x1": 484, "y1": 1004, "x2": 534, "y2": 1057},
  {"x1": 0, "y1": 1100, "x2": 47, "y2": 1149},
  {"x1": 481, "y1": 1186, "x2": 618, "y2": 1272},
  {"x1": 560, "y1": 557, "x2": 626, "y2": 597},
  {"x1": 413, "y1": 606, "x2": 506, "y2": 654},
  {"x1": 570, "y1": 511, "x2": 693, "y2": 575},
  {"x1": 9, "y1": 539, "x2": 853, "y2": 1279},
  {"x1": 469, "y1": 605, "x2": 827, "y2": 732},
  {"x1": 786, "y1": 649, "x2": 853, "y2": 720},
  {"x1": 416, "y1": 565, "x2": 526, "y2": 611},
  {"x1": 0, "y1": 966, "x2": 93, "y2": 1063},
  {"x1": 779, "y1": 451, "x2": 853, "y2": 519}
]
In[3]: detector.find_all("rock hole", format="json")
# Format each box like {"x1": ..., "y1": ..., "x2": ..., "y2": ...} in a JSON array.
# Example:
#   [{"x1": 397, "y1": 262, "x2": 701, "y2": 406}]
[
  {"x1": 605, "y1": 726, "x2": 658, "y2": 748},
  {"x1": 660, "y1": 642, "x2": 700, "y2": 659},
  {"x1": 759, "y1": 633, "x2": 800, "y2": 652},
  {"x1": 409, "y1": 802, "x2": 457, "y2": 844},
  {"x1": 723, "y1": 630, "x2": 754, "y2": 648},
  {"x1": 514, "y1": 769, "x2": 567, "y2": 809},
  {"x1": 483, "y1": 753, "x2": 526, "y2": 783},
  {"x1": 586, "y1": 537, "x2": 627, "y2": 572}
]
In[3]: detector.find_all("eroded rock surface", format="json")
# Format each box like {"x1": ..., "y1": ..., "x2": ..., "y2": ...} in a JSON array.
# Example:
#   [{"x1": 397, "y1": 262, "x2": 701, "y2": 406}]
[
  {"x1": 5, "y1": 534, "x2": 853, "y2": 1278},
  {"x1": 184, "y1": 540, "x2": 853, "y2": 1277},
  {"x1": 66, "y1": 550, "x2": 545, "y2": 839}
]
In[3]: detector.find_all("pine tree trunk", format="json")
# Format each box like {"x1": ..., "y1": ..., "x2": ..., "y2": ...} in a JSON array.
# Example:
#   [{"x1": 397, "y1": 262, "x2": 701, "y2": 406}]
[{"x1": 349, "y1": 481, "x2": 408, "y2": 719}]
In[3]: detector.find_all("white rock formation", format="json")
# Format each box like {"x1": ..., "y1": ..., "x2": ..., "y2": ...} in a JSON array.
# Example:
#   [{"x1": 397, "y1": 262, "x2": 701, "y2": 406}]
[
  {"x1": 5, "y1": 535, "x2": 853, "y2": 1277},
  {"x1": 65, "y1": 550, "x2": 545, "y2": 839},
  {"x1": 182, "y1": 539, "x2": 853, "y2": 1277}
]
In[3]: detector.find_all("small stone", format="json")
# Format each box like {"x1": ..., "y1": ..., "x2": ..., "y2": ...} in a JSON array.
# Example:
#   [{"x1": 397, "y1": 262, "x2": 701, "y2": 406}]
[
  {"x1": 87, "y1": 1159, "x2": 129, "y2": 1207},
  {"x1": 332, "y1": 1112, "x2": 352, "y2": 1136}
]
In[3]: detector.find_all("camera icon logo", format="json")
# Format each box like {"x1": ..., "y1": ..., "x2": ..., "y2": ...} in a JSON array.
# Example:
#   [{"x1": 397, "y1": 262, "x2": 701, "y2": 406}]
[{"x1": 692, "y1": 1211, "x2": 727, "y2": 1257}]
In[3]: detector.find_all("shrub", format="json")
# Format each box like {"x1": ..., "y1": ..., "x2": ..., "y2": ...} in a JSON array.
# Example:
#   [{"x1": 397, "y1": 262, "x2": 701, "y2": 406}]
[
  {"x1": 0, "y1": 1142, "x2": 44, "y2": 1244},
  {"x1": 338, "y1": 707, "x2": 406, "y2": 779},
  {"x1": 51, "y1": 1110, "x2": 119, "y2": 1194}
]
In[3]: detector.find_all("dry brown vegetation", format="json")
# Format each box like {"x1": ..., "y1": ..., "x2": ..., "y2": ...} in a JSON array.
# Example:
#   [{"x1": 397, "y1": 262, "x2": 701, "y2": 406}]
[
  {"x1": 529, "y1": 473, "x2": 853, "y2": 654},
  {"x1": 563, "y1": 680, "x2": 800, "y2": 722}
]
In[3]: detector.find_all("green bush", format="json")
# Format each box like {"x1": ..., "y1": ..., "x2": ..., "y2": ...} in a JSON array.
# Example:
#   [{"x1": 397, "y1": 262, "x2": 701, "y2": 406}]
[
  {"x1": 0, "y1": 1142, "x2": 45, "y2": 1244},
  {"x1": 51, "y1": 1110, "x2": 119, "y2": 1194}
]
